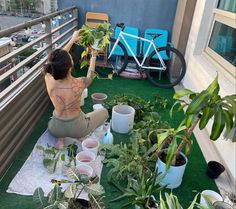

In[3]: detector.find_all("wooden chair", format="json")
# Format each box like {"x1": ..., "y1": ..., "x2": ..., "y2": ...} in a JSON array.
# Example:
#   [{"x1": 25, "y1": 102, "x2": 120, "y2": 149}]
[{"x1": 85, "y1": 12, "x2": 109, "y2": 66}]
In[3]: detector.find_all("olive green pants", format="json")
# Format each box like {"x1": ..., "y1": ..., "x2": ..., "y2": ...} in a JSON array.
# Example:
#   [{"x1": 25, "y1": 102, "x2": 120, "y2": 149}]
[{"x1": 48, "y1": 108, "x2": 109, "y2": 139}]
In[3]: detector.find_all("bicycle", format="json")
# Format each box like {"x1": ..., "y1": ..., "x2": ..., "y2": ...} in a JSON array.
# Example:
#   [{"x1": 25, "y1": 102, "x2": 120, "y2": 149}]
[{"x1": 95, "y1": 23, "x2": 186, "y2": 88}]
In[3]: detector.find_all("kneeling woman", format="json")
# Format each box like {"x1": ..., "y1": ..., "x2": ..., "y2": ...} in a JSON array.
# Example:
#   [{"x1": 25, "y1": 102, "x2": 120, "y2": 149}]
[{"x1": 44, "y1": 30, "x2": 108, "y2": 148}]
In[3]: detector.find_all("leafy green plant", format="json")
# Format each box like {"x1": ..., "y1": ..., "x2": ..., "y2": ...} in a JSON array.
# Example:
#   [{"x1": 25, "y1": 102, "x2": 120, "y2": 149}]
[
  {"x1": 37, "y1": 144, "x2": 77, "y2": 174},
  {"x1": 100, "y1": 132, "x2": 157, "y2": 181},
  {"x1": 104, "y1": 93, "x2": 169, "y2": 123},
  {"x1": 111, "y1": 170, "x2": 166, "y2": 209},
  {"x1": 172, "y1": 75, "x2": 236, "y2": 141},
  {"x1": 157, "y1": 76, "x2": 236, "y2": 169},
  {"x1": 77, "y1": 22, "x2": 113, "y2": 69},
  {"x1": 159, "y1": 193, "x2": 204, "y2": 209},
  {"x1": 37, "y1": 145, "x2": 66, "y2": 174},
  {"x1": 33, "y1": 167, "x2": 105, "y2": 209}
]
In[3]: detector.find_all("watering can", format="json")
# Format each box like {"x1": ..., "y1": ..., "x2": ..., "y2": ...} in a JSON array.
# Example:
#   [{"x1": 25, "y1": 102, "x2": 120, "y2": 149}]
[{"x1": 102, "y1": 122, "x2": 113, "y2": 144}]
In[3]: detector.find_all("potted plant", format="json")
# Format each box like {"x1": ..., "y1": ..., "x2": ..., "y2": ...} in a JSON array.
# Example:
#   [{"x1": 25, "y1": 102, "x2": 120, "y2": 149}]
[
  {"x1": 156, "y1": 76, "x2": 236, "y2": 188},
  {"x1": 111, "y1": 170, "x2": 166, "y2": 209},
  {"x1": 33, "y1": 167, "x2": 105, "y2": 209},
  {"x1": 77, "y1": 22, "x2": 113, "y2": 69},
  {"x1": 159, "y1": 192, "x2": 211, "y2": 209}
]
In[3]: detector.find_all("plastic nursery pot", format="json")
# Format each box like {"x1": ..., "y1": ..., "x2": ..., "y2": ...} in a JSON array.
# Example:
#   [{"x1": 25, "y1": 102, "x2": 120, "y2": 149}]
[
  {"x1": 111, "y1": 105, "x2": 135, "y2": 134},
  {"x1": 91, "y1": 93, "x2": 107, "y2": 104},
  {"x1": 213, "y1": 201, "x2": 234, "y2": 209},
  {"x1": 207, "y1": 161, "x2": 225, "y2": 179},
  {"x1": 200, "y1": 190, "x2": 223, "y2": 207},
  {"x1": 76, "y1": 164, "x2": 93, "y2": 177},
  {"x1": 76, "y1": 150, "x2": 96, "y2": 166},
  {"x1": 82, "y1": 138, "x2": 100, "y2": 155}
]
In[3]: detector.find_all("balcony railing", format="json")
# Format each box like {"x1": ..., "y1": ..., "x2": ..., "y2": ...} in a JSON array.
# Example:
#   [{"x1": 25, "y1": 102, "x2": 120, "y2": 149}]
[{"x1": 0, "y1": 6, "x2": 78, "y2": 179}]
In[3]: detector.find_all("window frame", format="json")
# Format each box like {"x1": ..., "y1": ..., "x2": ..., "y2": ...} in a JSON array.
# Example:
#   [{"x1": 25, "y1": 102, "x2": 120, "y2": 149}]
[{"x1": 205, "y1": 7, "x2": 236, "y2": 76}]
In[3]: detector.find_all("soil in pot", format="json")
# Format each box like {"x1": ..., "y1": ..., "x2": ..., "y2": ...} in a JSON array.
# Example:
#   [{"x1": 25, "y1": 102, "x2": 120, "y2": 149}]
[
  {"x1": 159, "y1": 151, "x2": 186, "y2": 166},
  {"x1": 69, "y1": 198, "x2": 90, "y2": 209}
]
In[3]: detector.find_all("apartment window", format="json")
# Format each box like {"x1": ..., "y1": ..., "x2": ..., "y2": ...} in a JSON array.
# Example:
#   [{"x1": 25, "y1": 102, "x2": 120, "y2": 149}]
[{"x1": 206, "y1": 0, "x2": 236, "y2": 75}]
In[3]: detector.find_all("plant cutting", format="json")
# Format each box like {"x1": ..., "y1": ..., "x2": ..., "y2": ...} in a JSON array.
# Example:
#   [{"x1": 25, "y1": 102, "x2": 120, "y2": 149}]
[
  {"x1": 156, "y1": 75, "x2": 236, "y2": 188},
  {"x1": 111, "y1": 170, "x2": 166, "y2": 209},
  {"x1": 33, "y1": 167, "x2": 105, "y2": 209},
  {"x1": 77, "y1": 22, "x2": 113, "y2": 69}
]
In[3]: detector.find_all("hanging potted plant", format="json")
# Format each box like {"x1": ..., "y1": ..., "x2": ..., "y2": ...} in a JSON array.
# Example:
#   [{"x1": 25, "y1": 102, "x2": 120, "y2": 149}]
[
  {"x1": 156, "y1": 75, "x2": 236, "y2": 188},
  {"x1": 76, "y1": 22, "x2": 113, "y2": 68}
]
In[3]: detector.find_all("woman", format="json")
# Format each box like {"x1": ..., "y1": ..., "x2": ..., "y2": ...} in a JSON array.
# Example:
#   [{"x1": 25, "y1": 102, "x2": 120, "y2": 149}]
[{"x1": 44, "y1": 30, "x2": 109, "y2": 148}]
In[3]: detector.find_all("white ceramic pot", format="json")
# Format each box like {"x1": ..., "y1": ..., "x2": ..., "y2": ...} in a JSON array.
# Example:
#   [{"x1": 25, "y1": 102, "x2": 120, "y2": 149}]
[
  {"x1": 156, "y1": 152, "x2": 188, "y2": 189},
  {"x1": 76, "y1": 164, "x2": 93, "y2": 177},
  {"x1": 91, "y1": 39, "x2": 102, "y2": 50},
  {"x1": 76, "y1": 150, "x2": 96, "y2": 167},
  {"x1": 200, "y1": 190, "x2": 223, "y2": 207},
  {"x1": 112, "y1": 105, "x2": 135, "y2": 134},
  {"x1": 82, "y1": 138, "x2": 100, "y2": 155}
]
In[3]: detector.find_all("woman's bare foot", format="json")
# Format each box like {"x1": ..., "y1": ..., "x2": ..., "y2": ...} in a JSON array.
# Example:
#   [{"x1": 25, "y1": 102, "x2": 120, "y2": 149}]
[{"x1": 55, "y1": 138, "x2": 65, "y2": 150}]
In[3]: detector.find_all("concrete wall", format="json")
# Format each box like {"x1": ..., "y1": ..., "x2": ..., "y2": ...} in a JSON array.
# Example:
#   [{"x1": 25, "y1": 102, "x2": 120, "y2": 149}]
[
  {"x1": 58, "y1": 0, "x2": 178, "y2": 37},
  {"x1": 183, "y1": 0, "x2": 236, "y2": 182}
]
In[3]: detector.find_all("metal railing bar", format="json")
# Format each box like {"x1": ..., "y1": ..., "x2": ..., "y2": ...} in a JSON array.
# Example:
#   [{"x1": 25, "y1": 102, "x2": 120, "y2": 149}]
[
  {"x1": 0, "y1": 25, "x2": 76, "y2": 84},
  {"x1": 0, "y1": 6, "x2": 77, "y2": 37},
  {"x1": 0, "y1": 33, "x2": 50, "y2": 66},
  {"x1": 51, "y1": 17, "x2": 77, "y2": 34},
  {"x1": 0, "y1": 35, "x2": 71, "y2": 109}
]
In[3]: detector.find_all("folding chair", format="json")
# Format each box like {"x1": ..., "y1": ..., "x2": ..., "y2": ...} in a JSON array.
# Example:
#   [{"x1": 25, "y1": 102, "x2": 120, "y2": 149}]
[{"x1": 143, "y1": 28, "x2": 170, "y2": 59}]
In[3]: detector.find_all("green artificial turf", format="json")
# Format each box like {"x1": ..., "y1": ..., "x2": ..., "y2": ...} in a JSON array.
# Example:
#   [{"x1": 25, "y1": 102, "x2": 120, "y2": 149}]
[{"x1": 0, "y1": 69, "x2": 218, "y2": 209}]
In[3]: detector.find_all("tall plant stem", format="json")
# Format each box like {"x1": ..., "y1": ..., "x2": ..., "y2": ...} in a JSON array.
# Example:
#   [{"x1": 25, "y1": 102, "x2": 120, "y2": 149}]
[{"x1": 176, "y1": 116, "x2": 200, "y2": 156}]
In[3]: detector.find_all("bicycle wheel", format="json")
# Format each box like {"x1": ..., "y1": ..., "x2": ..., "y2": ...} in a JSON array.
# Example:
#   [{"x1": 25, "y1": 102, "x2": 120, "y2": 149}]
[
  {"x1": 145, "y1": 46, "x2": 186, "y2": 88},
  {"x1": 95, "y1": 38, "x2": 128, "y2": 77}
]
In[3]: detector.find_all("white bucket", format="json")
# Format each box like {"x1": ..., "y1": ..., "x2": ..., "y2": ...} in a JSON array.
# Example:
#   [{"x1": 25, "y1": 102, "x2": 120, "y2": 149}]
[
  {"x1": 156, "y1": 152, "x2": 188, "y2": 189},
  {"x1": 112, "y1": 105, "x2": 135, "y2": 134}
]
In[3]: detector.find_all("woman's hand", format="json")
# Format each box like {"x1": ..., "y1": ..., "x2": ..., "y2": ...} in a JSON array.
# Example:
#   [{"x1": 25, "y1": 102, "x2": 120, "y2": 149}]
[
  {"x1": 70, "y1": 30, "x2": 81, "y2": 44},
  {"x1": 91, "y1": 49, "x2": 98, "y2": 57}
]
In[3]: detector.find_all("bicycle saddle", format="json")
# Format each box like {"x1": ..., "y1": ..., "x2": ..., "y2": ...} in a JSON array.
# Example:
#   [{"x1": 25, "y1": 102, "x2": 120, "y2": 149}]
[
  {"x1": 116, "y1": 23, "x2": 125, "y2": 28},
  {"x1": 147, "y1": 33, "x2": 163, "y2": 40}
]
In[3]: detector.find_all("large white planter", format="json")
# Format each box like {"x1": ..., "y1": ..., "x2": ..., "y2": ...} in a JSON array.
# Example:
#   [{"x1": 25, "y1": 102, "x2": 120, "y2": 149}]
[
  {"x1": 156, "y1": 152, "x2": 188, "y2": 189},
  {"x1": 112, "y1": 105, "x2": 135, "y2": 134},
  {"x1": 200, "y1": 190, "x2": 223, "y2": 207}
]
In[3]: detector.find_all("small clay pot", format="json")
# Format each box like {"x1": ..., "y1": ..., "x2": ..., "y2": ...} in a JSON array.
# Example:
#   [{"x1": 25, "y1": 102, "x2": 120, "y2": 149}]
[
  {"x1": 91, "y1": 93, "x2": 107, "y2": 104},
  {"x1": 207, "y1": 161, "x2": 225, "y2": 179}
]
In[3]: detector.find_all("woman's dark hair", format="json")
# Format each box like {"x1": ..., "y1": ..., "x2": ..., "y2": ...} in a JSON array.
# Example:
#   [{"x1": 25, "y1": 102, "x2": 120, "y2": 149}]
[{"x1": 44, "y1": 49, "x2": 73, "y2": 80}]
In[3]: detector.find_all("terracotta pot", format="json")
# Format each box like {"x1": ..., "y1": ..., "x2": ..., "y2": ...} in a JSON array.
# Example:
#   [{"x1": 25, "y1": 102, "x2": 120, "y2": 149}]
[{"x1": 91, "y1": 93, "x2": 107, "y2": 104}]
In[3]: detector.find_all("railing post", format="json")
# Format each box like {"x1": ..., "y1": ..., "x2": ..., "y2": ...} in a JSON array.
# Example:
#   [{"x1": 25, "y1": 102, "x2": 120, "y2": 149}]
[
  {"x1": 44, "y1": 19, "x2": 52, "y2": 53},
  {"x1": 72, "y1": 8, "x2": 78, "y2": 29}
]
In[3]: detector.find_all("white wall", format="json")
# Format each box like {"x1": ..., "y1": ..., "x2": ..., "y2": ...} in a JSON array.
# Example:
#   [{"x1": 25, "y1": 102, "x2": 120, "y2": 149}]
[{"x1": 183, "y1": 0, "x2": 236, "y2": 181}]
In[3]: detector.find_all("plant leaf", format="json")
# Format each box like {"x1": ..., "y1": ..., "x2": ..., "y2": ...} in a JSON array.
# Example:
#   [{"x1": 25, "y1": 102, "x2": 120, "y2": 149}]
[
  {"x1": 166, "y1": 140, "x2": 178, "y2": 170},
  {"x1": 57, "y1": 201, "x2": 69, "y2": 209},
  {"x1": 223, "y1": 109, "x2": 233, "y2": 137},
  {"x1": 210, "y1": 108, "x2": 225, "y2": 140},
  {"x1": 199, "y1": 107, "x2": 214, "y2": 129},
  {"x1": 173, "y1": 88, "x2": 195, "y2": 99},
  {"x1": 186, "y1": 90, "x2": 211, "y2": 115},
  {"x1": 33, "y1": 187, "x2": 46, "y2": 206},
  {"x1": 64, "y1": 183, "x2": 76, "y2": 199},
  {"x1": 84, "y1": 183, "x2": 105, "y2": 196}
]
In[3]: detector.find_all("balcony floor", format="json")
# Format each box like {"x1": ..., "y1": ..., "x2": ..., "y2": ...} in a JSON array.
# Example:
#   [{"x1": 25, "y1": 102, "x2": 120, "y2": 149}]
[{"x1": 0, "y1": 70, "x2": 218, "y2": 208}]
